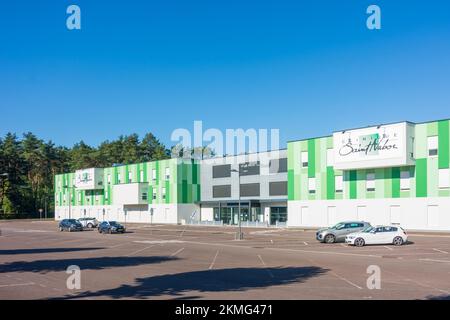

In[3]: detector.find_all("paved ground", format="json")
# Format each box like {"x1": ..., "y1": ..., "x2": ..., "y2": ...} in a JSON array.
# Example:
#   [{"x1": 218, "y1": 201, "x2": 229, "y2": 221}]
[{"x1": 0, "y1": 220, "x2": 450, "y2": 300}]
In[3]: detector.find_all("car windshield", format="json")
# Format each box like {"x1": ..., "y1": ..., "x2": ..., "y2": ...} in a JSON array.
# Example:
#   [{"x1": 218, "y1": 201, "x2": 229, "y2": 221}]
[
  {"x1": 362, "y1": 226, "x2": 375, "y2": 233},
  {"x1": 331, "y1": 223, "x2": 345, "y2": 230},
  {"x1": 109, "y1": 221, "x2": 119, "y2": 226},
  {"x1": 67, "y1": 219, "x2": 77, "y2": 223}
]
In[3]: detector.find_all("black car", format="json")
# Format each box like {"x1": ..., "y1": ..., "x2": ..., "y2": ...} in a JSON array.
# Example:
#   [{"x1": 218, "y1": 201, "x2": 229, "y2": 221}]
[
  {"x1": 98, "y1": 221, "x2": 126, "y2": 234},
  {"x1": 59, "y1": 219, "x2": 83, "y2": 232}
]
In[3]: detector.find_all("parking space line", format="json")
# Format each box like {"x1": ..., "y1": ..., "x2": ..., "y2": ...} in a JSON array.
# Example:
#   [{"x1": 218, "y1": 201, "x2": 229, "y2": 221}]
[
  {"x1": 170, "y1": 248, "x2": 185, "y2": 257},
  {"x1": 303, "y1": 242, "x2": 308, "y2": 246},
  {"x1": 383, "y1": 246, "x2": 394, "y2": 251},
  {"x1": 126, "y1": 245, "x2": 155, "y2": 257},
  {"x1": 257, "y1": 255, "x2": 274, "y2": 278},
  {"x1": 329, "y1": 271, "x2": 363, "y2": 290},
  {"x1": 0, "y1": 282, "x2": 35, "y2": 288},
  {"x1": 420, "y1": 258, "x2": 450, "y2": 264},
  {"x1": 432, "y1": 248, "x2": 449, "y2": 254},
  {"x1": 209, "y1": 250, "x2": 220, "y2": 270}
]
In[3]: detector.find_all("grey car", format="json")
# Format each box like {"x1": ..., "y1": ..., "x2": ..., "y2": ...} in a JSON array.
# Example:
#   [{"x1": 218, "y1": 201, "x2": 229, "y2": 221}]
[{"x1": 316, "y1": 221, "x2": 371, "y2": 243}]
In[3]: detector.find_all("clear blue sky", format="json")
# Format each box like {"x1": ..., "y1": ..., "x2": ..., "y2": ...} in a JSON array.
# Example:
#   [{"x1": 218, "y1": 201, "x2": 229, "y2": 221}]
[{"x1": 1, "y1": 0, "x2": 449, "y2": 149}]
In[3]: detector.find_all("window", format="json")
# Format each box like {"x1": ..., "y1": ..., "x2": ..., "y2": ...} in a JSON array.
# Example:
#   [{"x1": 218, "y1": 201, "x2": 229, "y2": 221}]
[
  {"x1": 165, "y1": 167, "x2": 170, "y2": 180},
  {"x1": 428, "y1": 136, "x2": 438, "y2": 157},
  {"x1": 117, "y1": 173, "x2": 121, "y2": 184},
  {"x1": 301, "y1": 152, "x2": 308, "y2": 168},
  {"x1": 240, "y1": 183, "x2": 260, "y2": 197},
  {"x1": 142, "y1": 193, "x2": 148, "y2": 201},
  {"x1": 400, "y1": 170, "x2": 411, "y2": 190},
  {"x1": 107, "y1": 174, "x2": 111, "y2": 184},
  {"x1": 105, "y1": 191, "x2": 109, "y2": 200},
  {"x1": 335, "y1": 175, "x2": 343, "y2": 193},
  {"x1": 152, "y1": 169, "x2": 157, "y2": 181},
  {"x1": 78, "y1": 193, "x2": 81, "y2": 201},
  {"x1": 213, "y1": 185, "x2": 231, "y2": 198},
  {"x1": 269, "y1": 158, "x2": 287, "y2": 174},
  {"x1": 140, "y1": 170, "x2": 144, "y2": 182},
  {"x1": 308, "y1": 178, "x2": 316, "y2": 194},
  {"x1": 326, "y1": 149, "x2": 334, "y2": 166},
  {"x1": 95, "y1": 194, "x2": 99, "y2": 202},
  {"x1": 152, "y1": 189, "x2": 157, "y2": 200},
  {"x1": 239, "y1": 162, "x2": 260, "y2": 176},
  {"x1": 439, "y1": 169, "x2": 450, "y2": 189},
  {"x1": 366, "y1": 173, "x2": 375, "y2": 192},
  {"x1": 128, "y1": 171, "x2": 132, "y2": 183},
  {"x1": 162, "y1": 187, "x2": 166, "y2": 200},
  {"x1": 212, "y1": 165, "x2": 231, "y2": 178},
  {"x1": 269, "y1": 181, "x2": 288, "y2": 196}
]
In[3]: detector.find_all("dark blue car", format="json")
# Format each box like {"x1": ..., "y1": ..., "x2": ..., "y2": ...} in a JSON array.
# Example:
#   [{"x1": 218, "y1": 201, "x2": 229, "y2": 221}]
[
  {"x1": 98, "y1": 221, "x2": 126, "y2": 234},
  {"x1": 59, "y1": 219, "x2": 83, "y2": 232}
]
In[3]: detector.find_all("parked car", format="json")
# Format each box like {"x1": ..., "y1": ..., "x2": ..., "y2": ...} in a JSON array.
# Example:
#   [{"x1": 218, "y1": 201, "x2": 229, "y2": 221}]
[
  {"x1": 316, "y1": 221, "x2": 371, "y2": 243},
  {"x1": 59, "y1": 219, "x2": 83, "y2": 232},
  {"x1": 346, "y1": 225, "x2": 408, "y2": 247},
  {"x1": 98, "y1": 221, "x2": 126, "y2": 234},
  {"x1": 78, "y1": 217, "x2": 99, "y2": 229}
]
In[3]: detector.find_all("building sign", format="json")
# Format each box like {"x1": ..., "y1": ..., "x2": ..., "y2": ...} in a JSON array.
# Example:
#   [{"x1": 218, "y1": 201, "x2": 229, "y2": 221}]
[
  {"x1": 75, "y1": 168, "x2": 104, "y2": 190},
  {"x1": 333, "y1": 122, "x2": 415, "y2": 170}
]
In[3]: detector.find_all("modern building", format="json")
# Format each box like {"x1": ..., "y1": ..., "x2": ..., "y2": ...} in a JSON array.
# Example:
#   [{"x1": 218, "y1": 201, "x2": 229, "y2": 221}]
[{"x1": 54, "y1": 118, "x2": 450, "y2": 231}]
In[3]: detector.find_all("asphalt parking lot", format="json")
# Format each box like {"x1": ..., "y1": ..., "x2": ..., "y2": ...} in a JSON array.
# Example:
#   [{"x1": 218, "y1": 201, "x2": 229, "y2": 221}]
[{"x1": 1, "y1": 220, "x2": 450, "y2": 300}]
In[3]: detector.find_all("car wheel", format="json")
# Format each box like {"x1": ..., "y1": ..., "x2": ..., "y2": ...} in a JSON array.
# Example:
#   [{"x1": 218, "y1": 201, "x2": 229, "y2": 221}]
[
  {"x1": 393, "y1": 236, "x2": 404, "y2": 246},
  {"x1": 324, "y1": 234, "x2": 336, "y2": 244},
  {"x1": 87, "y1": 223, "x2": 93, "y2": 229},
  {"x1": 59, "y1": 227, "x2": 63, "y2": 232},
  {"x1": 108, "y1": 229, "x2": 112, "y2": 234},
  {"x1": 354, "y1": 238, "x2": 365, "y2": 247},
  {"x1": 68, "y1": 227, "x2": 72, "y2": 232}
]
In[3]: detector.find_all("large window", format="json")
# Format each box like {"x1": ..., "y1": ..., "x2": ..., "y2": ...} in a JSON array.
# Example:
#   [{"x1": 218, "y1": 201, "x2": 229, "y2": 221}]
[
  {"x1": 213, "y1": 185, "x2": 231, "y2": 198},
  {"x1": 270, "y1": 207, "x2": 287, "y2": 225},
  {"x1": 335, "y1": 175, "x2": 343, "y2": 193},
  {"x1": 308, "y1": 178, "x2": 316, "y2": 194},
  {"x1": 212, "y1": 164, "x2": 231, "y2": 178},
  {"x1": 269, "y1": 181, "x2": 288, "y2": 196},
  {"x1": 239, "y1": 162, "x2": 260, "y2": 176},
  {"x1": 240, "y1": 183, "x2": 260, "y2": 197},
  {"x1": 366, "y1": 173, "x2": 375, "y2": 192},
  {"x1": 400, "y1": 170, "x2": 411, "y2": 190},
  {"x1": 301, "y1": 152, "x2": 308, "y2": 168},
  {"x1": 269, "y1": 158, "x2": 287, "y2": 174}
]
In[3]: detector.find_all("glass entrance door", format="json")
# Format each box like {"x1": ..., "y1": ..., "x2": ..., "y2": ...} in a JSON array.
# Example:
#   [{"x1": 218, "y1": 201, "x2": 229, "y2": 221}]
[{"x1": 270, "y1": 207, "x2": 287, "y2": 225}]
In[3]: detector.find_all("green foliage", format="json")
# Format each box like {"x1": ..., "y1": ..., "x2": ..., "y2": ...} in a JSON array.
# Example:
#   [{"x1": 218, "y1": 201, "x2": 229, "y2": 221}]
[{"x1": 0, "y1": 132, "x2": 170, "y2": 214}]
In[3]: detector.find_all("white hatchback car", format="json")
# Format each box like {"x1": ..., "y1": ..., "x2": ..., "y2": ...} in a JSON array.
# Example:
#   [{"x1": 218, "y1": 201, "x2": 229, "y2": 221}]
[{"x1": 345, "y1": 225, "x2": 408, "y2": 247}]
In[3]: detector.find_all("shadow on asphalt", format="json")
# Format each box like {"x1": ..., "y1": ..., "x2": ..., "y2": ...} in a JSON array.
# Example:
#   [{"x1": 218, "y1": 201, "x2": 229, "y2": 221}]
[
  {"x1": 0, "y1": 247, "x2": 105, "y2": 255},
  {"x1": 0, "y1": 255, "x2": 179, "y2": 274},
  {"x1": 56, "y1": 266, "x2": 328, "y2": 299},
  {"x1": 426, "y1": 294, "x2": 450, "y2": 300}
]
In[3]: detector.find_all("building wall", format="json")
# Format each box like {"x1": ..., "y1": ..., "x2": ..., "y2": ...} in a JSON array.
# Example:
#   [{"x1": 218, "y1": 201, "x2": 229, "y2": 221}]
[
  {"x1": 287, "y1": 119, "x2": 450, "y2": 230},
  {"x1": 54, "y1": 159, "x2": 201, "y2": 223}
]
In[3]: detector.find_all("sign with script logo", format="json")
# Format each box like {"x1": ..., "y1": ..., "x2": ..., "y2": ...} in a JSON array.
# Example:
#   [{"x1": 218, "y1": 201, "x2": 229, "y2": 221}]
[{"x1": 333, "y1": 122, "x2": 415, "y2": 170}]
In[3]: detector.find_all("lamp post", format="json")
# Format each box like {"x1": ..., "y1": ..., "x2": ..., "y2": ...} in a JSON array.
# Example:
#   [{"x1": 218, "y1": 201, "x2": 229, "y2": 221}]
[{"x1": 231, "y1": 168, "x2": 244, "y2": 240}]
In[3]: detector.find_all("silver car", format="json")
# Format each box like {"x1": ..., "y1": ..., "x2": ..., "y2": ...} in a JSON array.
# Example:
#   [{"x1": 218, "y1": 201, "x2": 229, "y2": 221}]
[
  {"x1": 77, "y1": 217, "x2": 99, "y2": 229},
  {"x1": 316, "y1": 221, "x2": 371, "y2": 243}
]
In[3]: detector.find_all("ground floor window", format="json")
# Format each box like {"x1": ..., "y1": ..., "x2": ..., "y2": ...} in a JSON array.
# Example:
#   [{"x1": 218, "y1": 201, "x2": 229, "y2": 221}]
[
  {"x1": 213, "y1": 204, "x2": 262, "y2": 225},
  {"x1": 270, "y1": 207, "x2": 287, "y2": 225}
]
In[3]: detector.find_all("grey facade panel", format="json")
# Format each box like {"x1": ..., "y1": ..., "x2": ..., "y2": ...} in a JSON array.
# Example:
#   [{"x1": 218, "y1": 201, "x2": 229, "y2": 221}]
[
  {"x1": 213, "y1": 185, "x2": 232, "y2": 198},
  {"x1": 240, "y1": 183, "x2": 260, "y2": 197},
  {"x1": 213, "y1": 165, "x2": 231, "y2": 178},
  {"x1": 269, "y1": 181, "x2": 288, "y2": 196},
  {"x1": 269, "y1": 158, "x2": 287, "y2": 174}
]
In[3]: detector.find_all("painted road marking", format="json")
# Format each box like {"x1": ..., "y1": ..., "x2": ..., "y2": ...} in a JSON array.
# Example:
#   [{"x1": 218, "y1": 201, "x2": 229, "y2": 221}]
[
  {"x1": 0, "y1": 282, "x2": 35, "y2": 288},
  {"x1": 303, "y1": 242, "x2": 308, "y2": 246},
  {"x1": 383, "y1": 246, "x2": 394, "y2": 251},
  {"x1": 133, "y1": 240, "x2": 184, "y2": 245},
  {"x1": 126, "y1": 245, "x2": 155, "y2": 257},
  {"x1": 257, "y1": 254, "x2": 274, "y2": 278},
  {"x1": 432, "y1": 248, "x2": 449, "y2": 254},
  {"x1": 209, "y1": 250, "x2": 220, "y2": 270},
  {"x1": 329, "y1": 271, "x2": 363, "y2": 290},
  {"x1": 420, "y1": 258, "x2": 450, "y2": 264},
  {"x1": 170, "y1": 248, "x2": 185, "y2": 257}
]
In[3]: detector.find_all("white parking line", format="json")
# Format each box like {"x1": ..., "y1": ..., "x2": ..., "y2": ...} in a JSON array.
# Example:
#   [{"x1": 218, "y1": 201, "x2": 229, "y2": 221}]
[
  {"x1": 0, "y1": 282, "x2": 35, "y2": 288},
  {"x1": 209, "y1": 250, "x2": 220, "y2": 270},
  {"x1": 383, "y1": 246, "x2": 394, "y2": 251},
  {"x1": 257, "y1": 254, "x2": 274, "y2": 278},
  {"x1": 432, "y1": 248, "x2": 449, "y2": 254},
  {"x1": 329, "y1": 271, "x2": 363, "y2": 290},
  {"x1": 126, "y1": 245, "x2": 155, "y2": 257},
  {"x1": 303, "y1": 242, "x2": 308, "y2": 246},
  {"x1": 170, "y1": 248, "x2": 185, "y2": 257},
  {"x1": 420, "y1": 258, "x2": 450, "y2": 264}
]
